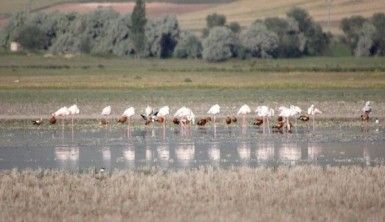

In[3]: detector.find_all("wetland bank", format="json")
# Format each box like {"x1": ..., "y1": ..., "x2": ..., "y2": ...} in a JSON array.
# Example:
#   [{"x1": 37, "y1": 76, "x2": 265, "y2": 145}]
[{"x1": 0, "y1": 54, "x2": 385, "y2": 221}]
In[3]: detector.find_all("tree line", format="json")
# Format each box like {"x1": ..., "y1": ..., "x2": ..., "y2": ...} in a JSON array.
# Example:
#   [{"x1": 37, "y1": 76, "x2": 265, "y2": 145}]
[{"x1": 0, "y1": 0, "x2": 384, "y2": 61}]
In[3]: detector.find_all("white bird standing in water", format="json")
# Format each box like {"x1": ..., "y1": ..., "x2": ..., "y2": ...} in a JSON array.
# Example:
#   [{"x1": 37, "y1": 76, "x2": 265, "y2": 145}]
[
  {"x1": 256, "y1": 105, "x2": 274, "y2": 133},
  {"x1": 290, "y1": 105, "x2": 302, "y2": 132},
  {"x1": 156, "y1": 106, "x2": 170, "y2": 125},
  {"x1": 278, "y1": 106, "x2": 292, "y2": 132},
  {"x1": 51, "y1": 106, "x2": 70, "y2": 127},
  {"x1": 307, "y1": 104, "x2": 322, "y2": 130},
  {"x1": 207, "y1": 104, "x2": 220, "y2": 124},
  {"x1": 68, "y1": 104, "x2": 80, "y2": 127},
  {"x1": 119, "y1": 107, "x2": 135, "y2": 124},
  {"x1": 174, "y1": 106, "x2": 195, "y2": 129},
  {"x1": 237, "y1": 104, "x2": 251, "y2": 127},
  {"x1": 101, "y1": 106, "x2": 112, "y2": 126}
]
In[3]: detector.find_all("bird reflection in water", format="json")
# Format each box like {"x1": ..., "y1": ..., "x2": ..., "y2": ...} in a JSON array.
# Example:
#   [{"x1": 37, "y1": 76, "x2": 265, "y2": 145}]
[
  {"x1": 157, "y1": 144, "x2": 170, "y2": 169},
  {"x1": 255, "y1": 142, "x2": 274, "y2": 164},
  {"x1": 102, "y1": 147, "x2": 111, "y2": 170},
  {"x1": 55, "y1": 146, "x2": 79, "y2": 170},
  {"x1": 279, "y1": 143, "x2": 301, "y2": 165},
  {"x1": 308, "y1": 145, "x2": 322, "y2": 162},
  {"x1": 175, "y1": 143, "x2": 195, "y2": 168},
  {"x1": 237, "y1": 142, "x2": 251, "y2": 164},
  {"x1": 123, "y1": 145, "x2": 135, "y2": 169},
  {"x1": 208, "y1": 142, "x2": 220, "y2": 166}
]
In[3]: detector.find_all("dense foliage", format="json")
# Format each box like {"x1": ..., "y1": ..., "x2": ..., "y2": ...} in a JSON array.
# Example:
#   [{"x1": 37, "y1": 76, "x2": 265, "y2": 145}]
[
  {"x1": 4, "y1": 6, "x2": 383, "y2": 61},
  {"x1": 341, "y1": 13, "x2": 385, "y2": 57}
]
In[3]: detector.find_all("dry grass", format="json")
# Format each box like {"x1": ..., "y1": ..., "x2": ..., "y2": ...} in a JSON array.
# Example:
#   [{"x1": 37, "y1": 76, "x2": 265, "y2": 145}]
[{"x1": 0, "y1": 166, "x2": 385, "y2": 221}]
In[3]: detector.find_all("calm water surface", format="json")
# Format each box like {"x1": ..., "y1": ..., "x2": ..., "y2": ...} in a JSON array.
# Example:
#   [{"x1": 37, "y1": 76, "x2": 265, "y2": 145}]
[{"x1": 0, "y1": 125, "x2": 384, "y2": 171}]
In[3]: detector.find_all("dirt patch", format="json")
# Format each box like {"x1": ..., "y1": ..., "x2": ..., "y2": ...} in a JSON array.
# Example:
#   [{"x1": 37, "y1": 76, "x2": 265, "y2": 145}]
[
  {"x1": 43, "y1": 2, "x2": 216, "y2": 17},
  {"x1": 0, "y1": 17, "x2": 8, "y2": 28}
]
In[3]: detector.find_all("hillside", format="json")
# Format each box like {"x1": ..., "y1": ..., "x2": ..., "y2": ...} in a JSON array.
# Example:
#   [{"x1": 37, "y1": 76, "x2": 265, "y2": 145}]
[{"x1": 177, "y1": 0, "x2": 385, "y2": 33}]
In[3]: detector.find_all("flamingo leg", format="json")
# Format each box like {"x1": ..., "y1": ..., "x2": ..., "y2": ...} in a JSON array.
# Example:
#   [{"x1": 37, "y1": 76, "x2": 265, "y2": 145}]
[
  {"x1": 267, "y1": 118, "x2": 270, "y2": 134},
  {"x1": 312, "y1": 115, "x2": 315, "y2": 131}
]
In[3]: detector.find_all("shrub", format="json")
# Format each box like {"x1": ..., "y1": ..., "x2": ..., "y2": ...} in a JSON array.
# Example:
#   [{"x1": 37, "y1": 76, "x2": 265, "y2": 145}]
[
  {"x1": 174, "y1": 32, "x2": 202, "y2": 59},
  {"x1": 202, "y1": 26, "x2": 237, "y2": 62}
]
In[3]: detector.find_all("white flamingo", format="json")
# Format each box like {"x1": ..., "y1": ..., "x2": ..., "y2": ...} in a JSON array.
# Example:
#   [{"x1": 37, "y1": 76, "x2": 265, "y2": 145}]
[
  {"x1": 101, "y1": 106, "x2": 112, "y2": 126},
  {"x1": 207, "y1": 104, "x2": 220, "y2": 124},
  {"x1": 362, "y1": 101, "x2": 372, "y2": 115},
  {"x1": 174, "y1": 106, "x2": 195, "y2": 129},
  {"x1": 156, "y1": 106, "x2": 170, "y2": 125},
  {"x1": 120, "y1": 107, "x2": 135, "y2": 129},
  {"x1": 307, "y1": 104, "x2": 322, "y2": 130},
  {"x1": 256, "y1": 105, "x2": 274, "y2": 133},
  {"x1": 237, "y1": 104, "x2": 251, "y2": 127},
  {"x1": 278, "y1": 106, "x2": 292, "y2": 132},
  {"x1": 290, "y1": 105, "x2": 302, "y2": 132},
  {"x1": 68, "y1": 104, "x2": 80, "y2": 127},
  {"x1": 52, "y1": 106, "x2": 70, "y2": 128},
  {"x1": 141, "y1": 105, "x2": 155, "y2": 125}
]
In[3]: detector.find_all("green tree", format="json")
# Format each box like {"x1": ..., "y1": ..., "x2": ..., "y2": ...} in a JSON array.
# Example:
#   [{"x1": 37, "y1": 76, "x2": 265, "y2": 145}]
[
  {"x1": 145, "y1": 15, "x2": 180, "y2": 58},
  {"x1": 15, "y1": 25, "x2": 48, "y2": 50},
  {"x1": 340, "y1": 15, "x2": 367, "y2": 53},
  {"x1": 131, "y1": 0, "x2": 147, "y2": 57},
  {"x1": 287, "y1": 7, "x2": 330, "y2": 56},
  {"x1": 240, "y1": 22, "x2": 278, "y2": 58},
  {"x1": 206, "y1": 13, "x2": 226, "y2": 29},
  {"x1": 174, "y1": 31, "x2": 202, "y2": 59},
  {"x1": 371, "y1": 13, "x2": 385, "y2": 55},
  {"x1": 202, "y1": 26, "x2": 237, "y2": 62}
]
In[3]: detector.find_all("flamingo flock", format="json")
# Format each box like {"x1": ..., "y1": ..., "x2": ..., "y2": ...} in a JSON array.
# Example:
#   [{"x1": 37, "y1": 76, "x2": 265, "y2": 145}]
[{"x1": 33, "y1": 101, "x2": 376, "y2": 133}]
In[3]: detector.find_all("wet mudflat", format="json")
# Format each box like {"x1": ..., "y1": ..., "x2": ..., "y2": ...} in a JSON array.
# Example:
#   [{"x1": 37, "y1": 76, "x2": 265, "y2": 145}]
[{"x1": 0, "y1": 121, "x2": 384, "y2": 171}]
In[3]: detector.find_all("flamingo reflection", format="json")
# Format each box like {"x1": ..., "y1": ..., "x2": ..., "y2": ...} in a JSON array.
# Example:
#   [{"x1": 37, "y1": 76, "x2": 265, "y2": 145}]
[
  {"x1": 175, "y1": 143, "x2": 195, "y2": 168},
  {"x1": 255, "y1": 142, "x2": 274, "y2": 163},
  {"x1": 102, "y1": 147, "x2": 111, "y2": 170},
  {"x1": 55, "y1": 146, "x2": 79, "y2": 170},
  {"x1": 123, "y1": 145, "x2": 135, "y2": 169},
  {"x1": 237, "y1": 142, "x2": 251, "y2": 164},
  {"x1": 157, "y1": 144, "x2": 170, "y2": 169},
  {"x1": 279, "y1": 143, "x2": 301, "y2": 165},
  {"x1": 208, "y1": 142, "x2": 221, "y2": 163}
]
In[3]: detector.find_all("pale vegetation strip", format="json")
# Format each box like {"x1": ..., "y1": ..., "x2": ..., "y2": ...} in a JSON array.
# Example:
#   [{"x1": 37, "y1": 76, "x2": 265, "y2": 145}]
[{"x1": 0, "y1": 166, "x2": 385, "y2": 221}]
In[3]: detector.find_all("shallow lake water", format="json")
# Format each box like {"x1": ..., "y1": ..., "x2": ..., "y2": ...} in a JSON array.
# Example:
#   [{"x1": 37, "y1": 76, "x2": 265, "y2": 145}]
[{"x1": 0, "y1": 123, "x2": 384, "y2": 171}]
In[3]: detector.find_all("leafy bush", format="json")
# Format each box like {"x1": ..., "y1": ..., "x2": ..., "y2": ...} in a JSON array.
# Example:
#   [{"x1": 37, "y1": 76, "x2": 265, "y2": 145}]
[
  {"x1": 174, "y1": 31, "x2": 202, "y2": 59},
  {"x1": 202, "y1": 26, "x2": 237, "y2": 62},
  {"x1": 15, "y1": 25, "x2": 48, "y2": 50},
  {"x1": 240, "y1": 22, "x2": 278, "y2": 58}
]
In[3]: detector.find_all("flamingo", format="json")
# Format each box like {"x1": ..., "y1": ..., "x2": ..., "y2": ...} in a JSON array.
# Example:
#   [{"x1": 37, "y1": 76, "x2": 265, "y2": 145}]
[
  {"x1": 307, "y1": 104, "x2": 322, "y2": 130},
  {"x1": 68, "y1": 104, "x2": 80, "y2": 127},
  {"x1": 101, "y1": 106, "x2": 112, "y2": 126},
  {"x1": 141, "y1": 106, "x2": 155, "y2": 125},
  {"x1": 174, "y1": 106, "x2": 195, "y2": 129},
  {"x1": 118, "y1": 107, "x2": 135, "y2": 126},
  {"x1": 255, "y1": 105, "x2": 274, "y2": 133},
  {"x1": 237, "y1": 104, "x2": 251, "y2": 127},
  {"x1": 290, "y1": 105, "x2": 302, "y2": 132},
  {"x1": 51, "y1": 106, "x2": 70, "y2": 127},
  {"x1": 361, "y1": 101, "x2": 372, "y2": 125},
  {"x1": 207, "y1": 104, "x2": 220, "y2": 124},
  {"x1": 278, "y1": 106, "x2": 292, "y2": 132},
  {"x1": 156, "y1": 106, "x2": 170, "y2": 126}
]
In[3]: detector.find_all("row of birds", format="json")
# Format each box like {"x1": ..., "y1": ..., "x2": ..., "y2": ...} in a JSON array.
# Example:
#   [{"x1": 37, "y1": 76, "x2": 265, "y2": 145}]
[{"x1": 33, "y1": 101, "x2": 373, "y2": 132}]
